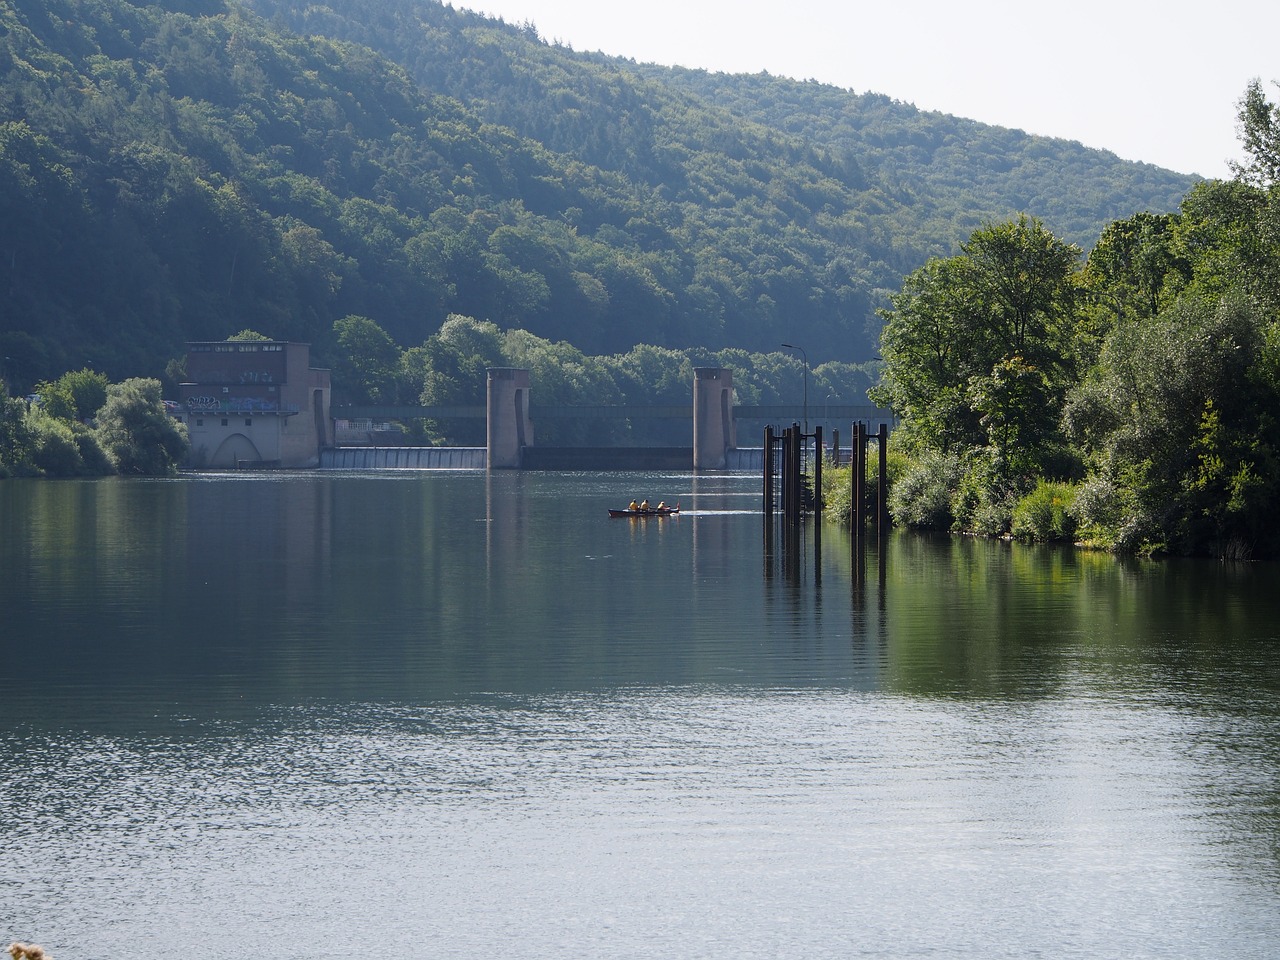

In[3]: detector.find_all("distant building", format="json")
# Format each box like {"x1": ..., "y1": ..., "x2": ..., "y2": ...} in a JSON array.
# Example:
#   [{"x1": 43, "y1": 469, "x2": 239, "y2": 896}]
[{"x1": 179, "y1": 341, "x2": 331, "y2": 468}]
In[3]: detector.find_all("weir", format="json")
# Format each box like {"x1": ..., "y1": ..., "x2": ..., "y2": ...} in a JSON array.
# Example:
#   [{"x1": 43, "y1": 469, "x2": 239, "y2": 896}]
[
  {"x1": 320, "y1": 446, "x2": 486, "y2": 469},
  {"x1": 323, "y1": 366, "x2": 893, "y2": 472}
]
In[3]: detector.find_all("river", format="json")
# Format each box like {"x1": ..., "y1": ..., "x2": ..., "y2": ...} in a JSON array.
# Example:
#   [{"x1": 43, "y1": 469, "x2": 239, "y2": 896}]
[{"x1": 2, "y1": 470, "x2": 1279, "y2": 958}]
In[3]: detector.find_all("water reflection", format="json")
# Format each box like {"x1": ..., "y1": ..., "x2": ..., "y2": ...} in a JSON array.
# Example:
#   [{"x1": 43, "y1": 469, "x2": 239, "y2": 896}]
[{"x1": 5, "y1": 474, "x2": 1280, "y2": 958}]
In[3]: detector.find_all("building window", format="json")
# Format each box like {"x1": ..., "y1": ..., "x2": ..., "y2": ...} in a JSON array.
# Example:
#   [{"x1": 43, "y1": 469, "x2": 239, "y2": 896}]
[
  {"x1": 196, "y1": 419, "x2": 204, "y2": 426},
  {"x1": 221, "y1": 419, "x2": 228, "y2": 426},
  {"x1": 245, "y1": 419, "x2": 252, "y2": 427}
]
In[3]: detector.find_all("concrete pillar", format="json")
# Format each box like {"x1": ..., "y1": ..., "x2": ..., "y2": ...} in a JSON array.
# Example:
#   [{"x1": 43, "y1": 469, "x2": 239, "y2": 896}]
[
  {"x1": 693, "y1": 367, "x2": 735, "y2": 470},
  {"x1": 487, "y1": 367, "x2": 533, "y2": 469}
]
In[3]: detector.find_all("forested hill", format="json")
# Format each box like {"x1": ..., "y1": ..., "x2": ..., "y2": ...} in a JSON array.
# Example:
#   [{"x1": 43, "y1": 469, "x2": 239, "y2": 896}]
[{"x1": 0, "y1": 0, "x2": 1198, "y2": 389}]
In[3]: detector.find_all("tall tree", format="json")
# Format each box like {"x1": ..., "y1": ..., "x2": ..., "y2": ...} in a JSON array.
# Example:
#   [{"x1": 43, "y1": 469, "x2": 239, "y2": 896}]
[
  {"x1": 1231, "y1": 78, "x2": 1280, "y2": 188},
  {"x1": 332, "y1": 315, "x2": 403, "y2": 404},
  {"x1": 873, "y1": 216, "x2": 1082, "y2": 464}
]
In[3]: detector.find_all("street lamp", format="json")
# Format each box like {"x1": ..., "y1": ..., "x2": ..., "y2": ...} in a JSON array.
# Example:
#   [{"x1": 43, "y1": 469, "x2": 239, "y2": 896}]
[{"x1": 780, "y1": 342, "x2": 808, "y2": 434}]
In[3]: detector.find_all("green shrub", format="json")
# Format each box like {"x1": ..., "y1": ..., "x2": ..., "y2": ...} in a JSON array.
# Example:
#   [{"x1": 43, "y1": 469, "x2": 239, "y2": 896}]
[
  {"x1": 28, "y1": 408, "x2": 86, "y2": 476},
  {"x1": 1068, "y1": 474, "x2": 1149, "y2": 553},
  {"x1": 26, "y1": 406, "x2": 115, "y2": 477},
  {"x1": 0, "y1": 389, "x2": 35, "y2": 476},
  {"x1": 821, "y1": 463, "x2": 854, "y2": 523},
  {"x1": 823, "y1": 443, "x2": 911, "y2": 526},
  {"x1": 887, "y1": 449, "x2": 963, "y2": 530},
  {"x1": 1010, "y1": 480, "x2": 1079, "y2": 542},
  {"x1": 950, "y1": 450, "x2": 1013, "y2": 536},
  {"x1": 94, "y1": 378, "x2": 189, "y2": 475}
]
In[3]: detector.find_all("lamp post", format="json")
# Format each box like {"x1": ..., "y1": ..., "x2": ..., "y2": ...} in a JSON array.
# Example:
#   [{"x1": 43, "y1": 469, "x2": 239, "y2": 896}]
[{"x1": 780, "y1": 342, "x2": 808, "y2": 434}]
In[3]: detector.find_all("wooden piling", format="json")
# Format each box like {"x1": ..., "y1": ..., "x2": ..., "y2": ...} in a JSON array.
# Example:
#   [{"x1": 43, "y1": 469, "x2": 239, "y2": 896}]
[
  {"x1": 877, "y1": 422, "x2": 889, "y2": 540},
  {"x1": 852, "y1": 420, "x2": 866, "y2": 537},
  {"x1": 763, "y1": 425, "x2": 774, "y2": 519}
]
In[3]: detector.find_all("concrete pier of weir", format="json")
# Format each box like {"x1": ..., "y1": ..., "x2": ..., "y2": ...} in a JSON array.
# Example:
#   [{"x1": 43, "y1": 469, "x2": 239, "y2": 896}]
[
  {"x1": 693, "y1": 367, "x2": 736, "y2": 470},
  {"x1": 486, "y1": 367, "x2": 534, "y2": 469}
]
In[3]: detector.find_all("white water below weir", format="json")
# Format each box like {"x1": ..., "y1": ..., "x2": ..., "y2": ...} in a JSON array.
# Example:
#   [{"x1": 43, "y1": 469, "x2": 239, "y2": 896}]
[
  {"x1": 321, "y1": 447, "x2": 487, "y2": 469},
  {"x1": 319, "y1": 447, "x2": 767, "y2": 471}
]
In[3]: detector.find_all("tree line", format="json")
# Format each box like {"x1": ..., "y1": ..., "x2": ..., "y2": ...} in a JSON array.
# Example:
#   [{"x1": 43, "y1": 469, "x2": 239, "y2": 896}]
[
  {"x1": 0, "y1": 370, "x2": 188, "y2": 477},
  {"x1": 854, "y1": 81, "x2": 1280, "y2": 560}
]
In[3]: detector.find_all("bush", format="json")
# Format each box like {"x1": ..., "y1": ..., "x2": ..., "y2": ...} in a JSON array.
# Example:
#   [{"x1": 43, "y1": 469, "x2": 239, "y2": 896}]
[
  {"x1": 28, "y1": 407, "x2": 86, "y2": 475},
  {"x1": 1010, "y1": 480, "x2": 1079, "y2": 542},
  {"x1": 949, "y1": 448, "x2": 1030, "y2": 536},
  {"x1": 24, "y1": 406, "x2": 115, "y2": 477},
  {"x1": 886, "y1": 449, "x2": 963, "y2": 530},
  {"x1": 1068, "y1": 474, "x2": 1151, "y2": 553},
  {"x1": 0, "y1": 389, "x2": 35, "y2": 476},
  {"x1": 823, "y1": 443, "x2": 910, "y2": 526},
  {"x1": 94, "y1": 378, "x2": 188, "y2": 475}
]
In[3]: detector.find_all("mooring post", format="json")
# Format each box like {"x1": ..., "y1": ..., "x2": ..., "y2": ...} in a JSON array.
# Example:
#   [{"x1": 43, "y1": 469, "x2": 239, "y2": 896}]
[
  {"x1": 763, "y1": 425, "x2": 775, "y2": 576},
  {"x1": 813, "y1": 425, "x2": 823, "y2": 519},
  {"x1": 790, "y1": 423, "x2": 803, "y2": 527},
  {"x1": 778, "y1": 422, "x2": 788, "y2": 522},
  {"x1": 831, "y1": 428, "x2": 840, "y2": 467},
  {"x1": 763, "y1": 425, "x2": 774, "y2": 518},
  {"x1": 852, "y1": 420, "x2": 866, "y2": 537},
  {"x1": 877, "y1": 422, "x2": 889, "y2": 540}
]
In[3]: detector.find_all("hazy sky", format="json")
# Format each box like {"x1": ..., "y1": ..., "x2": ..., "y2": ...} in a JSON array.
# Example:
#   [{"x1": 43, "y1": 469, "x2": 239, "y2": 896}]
[{"x1": 461, "y1": 0, "x2": 1280, "y2": 179}]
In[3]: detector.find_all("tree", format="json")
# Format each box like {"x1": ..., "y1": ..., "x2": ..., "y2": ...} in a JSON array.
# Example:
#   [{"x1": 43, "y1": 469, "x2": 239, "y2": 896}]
[
  {"x1": 873, "y1": 217, "x2": 1082, "y2": 459},
  {"x1": 967, "y1": 353, "x2": 1055, "y2": 482},
  {"x1": 870, "y1": 257, "x2": 984, "y2": 452},
  {"x1": 332, "y1": 315, "x2": 403, "y2": 404},
  {"x1": 401, "y1": 315, "x2": 507, "y2": 444},
  {"x1": 1083, "y1": 212, "x2": 1186, "y2": 323},
  {"x1": 1171, "y1": 179, "x2": 1280, "y2": 313},
  {"x1": 1231, "y1": 78, "x2": 1280, "y2": 188},
  {"x1": 957, "y1": 215, "x2": 1081, "y2": 374},
  {"x1": 0, "y1": 385, "x2": 35, "y2": 477},
  {"x1": 94, "y1": 378, "x2": 189, "y2": 475},
  {"x1": 34, "y1": 368, "x2": 110, "y2": 423},
  {"x1": 1064, "y1": 294, "x2": 1280, "y2": 556}
]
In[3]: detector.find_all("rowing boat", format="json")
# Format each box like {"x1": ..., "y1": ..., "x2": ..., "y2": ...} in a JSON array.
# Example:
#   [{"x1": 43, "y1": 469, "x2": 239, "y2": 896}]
[{"x1": 608, "y1": 504, "x2": 680, "y2": 517}]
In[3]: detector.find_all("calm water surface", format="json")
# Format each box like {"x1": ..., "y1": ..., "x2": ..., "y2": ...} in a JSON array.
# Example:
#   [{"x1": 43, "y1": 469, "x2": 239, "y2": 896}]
[{"x1": 2, "y1": 471, "x2": 1280, "y2": 959}]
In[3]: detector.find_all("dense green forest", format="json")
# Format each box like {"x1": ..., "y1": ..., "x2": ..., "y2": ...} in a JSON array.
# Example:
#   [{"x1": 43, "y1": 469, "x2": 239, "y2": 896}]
[{"x1": 0, "y1": 0, "x2": 1195, "y2": 396}]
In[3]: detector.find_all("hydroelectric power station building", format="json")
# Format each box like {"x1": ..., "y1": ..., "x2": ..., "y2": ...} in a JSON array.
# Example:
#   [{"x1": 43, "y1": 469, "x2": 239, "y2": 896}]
[{"x1": 179, "y1": 341, "x2": 331, "y2": 469}]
